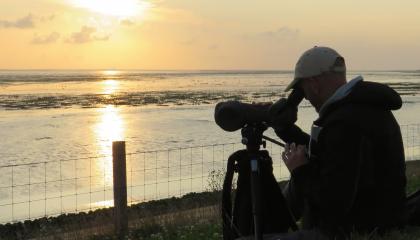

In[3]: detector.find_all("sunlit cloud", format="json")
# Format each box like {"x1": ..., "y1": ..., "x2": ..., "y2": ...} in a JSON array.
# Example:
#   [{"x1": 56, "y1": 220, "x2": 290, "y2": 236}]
[
  {"x1": 0, "y1": 14, "x2": 35, "y2": 29},
  {"x1": 120, "y1": 19, "x2": 135, "y2": 26},
  {"x1": 66, "y1": 26, "x2": 110, "y2": 44},
  {"x1": 179, "y1": 39, "x2": 195, "y2": 46},
  {"x1": 32, "y1": 32, "x2": 60, "y2": 44},
  {"x1": 208, "y1": 44, "x2": 219, "y2": 50},
  {"x1": 39, "y1": 14, "x2": 56, "y2": 22},
  {"x1": 259, "y1": 27, "x2": 300, "y2": 41},
  {"x1": 1, "y1": 1, "x2": 420, "y2": 70},
  {"x1": 69, "y1": 0, "x2": 151, "y2": 18}
]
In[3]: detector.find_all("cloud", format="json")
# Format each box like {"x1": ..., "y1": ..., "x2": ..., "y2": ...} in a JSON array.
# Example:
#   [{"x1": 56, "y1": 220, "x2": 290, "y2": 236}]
[
  {"x1": 179, "y1": 39, "x2": 195, "y2": 46},
  {"x1": 208, "y1": 44, "x2": 219, "y2": 50},
  {"x1": 66, "y1": 26, "x2": 110, "y2": 44},
  {"x1": 120, "y1": 19, "x2": 135, "y2": 26},
  {"x1": 0, "y1": 14, "x2": 35, "y2": 29},
  {"x1": 32, "y1": 32, "x2": 60, "y2": 44},
  {"x1": 40, "y1": 14, "x2": 56, "y2": 22},
  {"x1": 260, "y1": 27, "x2": 300, "y2": 40},
  {"x1": 94, "y1": 35, "x2": 110, "y2": 41}
]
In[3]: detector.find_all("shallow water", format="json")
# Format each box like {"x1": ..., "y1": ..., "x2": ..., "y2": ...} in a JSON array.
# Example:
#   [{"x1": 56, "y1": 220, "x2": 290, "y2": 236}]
[
  {"x1": 1, "y1": 70, "x2": 419, "y2": 163},
  {"x1": 0, "y1": 70, "x2": 419, "y2": 222},
  {"x1": 1, "y1": 70, "x2": 420, "y2": 110}
]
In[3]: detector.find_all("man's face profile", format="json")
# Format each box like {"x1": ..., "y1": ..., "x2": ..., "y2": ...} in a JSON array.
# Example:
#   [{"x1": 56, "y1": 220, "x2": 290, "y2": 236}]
[{"x1": 297, "y1": 77, "x2": 323, "y2": 112}]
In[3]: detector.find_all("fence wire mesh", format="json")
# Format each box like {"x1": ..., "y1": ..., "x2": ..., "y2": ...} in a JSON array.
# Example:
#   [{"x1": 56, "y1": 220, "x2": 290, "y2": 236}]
[
  {"x1": 401, "y1": 124, "x2": 420, "y2": 161},
  {"x1": 0, "y1": 123, "x2": 419, "y2": 224},
  {"x1": 125, "y1": 141, "x2": 289, "y2": 206},
  {"x1": 0, "y1": 155, "x2": 114, "y2": 223}
]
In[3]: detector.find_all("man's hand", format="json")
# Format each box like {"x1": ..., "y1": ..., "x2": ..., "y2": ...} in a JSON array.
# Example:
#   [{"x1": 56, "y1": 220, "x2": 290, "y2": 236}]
[
  {"x1": 268, "y1": 98, "x2": 298, "y2": 130},
  {"x1": 282, "y1": 143, "x2": 308, "y2": 172}
]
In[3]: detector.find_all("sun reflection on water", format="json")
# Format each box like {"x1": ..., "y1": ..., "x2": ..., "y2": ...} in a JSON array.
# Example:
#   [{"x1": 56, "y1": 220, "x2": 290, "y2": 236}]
[
  {"x1": 102, "y1": 70, "x2": 121, "y2": 95},
  {"x1": 97, "y1": 105, "x2": 124, "y2": 142},
  {"x1": 102, "y1": 79, "x2": 120, "y2": 95},
  {"x1": 94, "y1": 105, "x2": 125, "y2": 204},
  {"x1": 91, "y1": 199, "x2": 115, "y2": 209},
  {"x1": 102, "y1": 70, "x2": 120, "y2": 76}
]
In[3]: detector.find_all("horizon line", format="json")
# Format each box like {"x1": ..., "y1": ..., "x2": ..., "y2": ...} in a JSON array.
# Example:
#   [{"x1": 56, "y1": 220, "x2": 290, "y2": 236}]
[{"x1": 0, "y1": 68, "x2": 419, "y2": 72}]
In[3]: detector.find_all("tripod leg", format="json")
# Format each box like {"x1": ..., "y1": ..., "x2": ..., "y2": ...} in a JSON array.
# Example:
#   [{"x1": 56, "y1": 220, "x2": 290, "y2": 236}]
[{"x1": 250, "y1": 157, "x2": 263, "y2": 240}]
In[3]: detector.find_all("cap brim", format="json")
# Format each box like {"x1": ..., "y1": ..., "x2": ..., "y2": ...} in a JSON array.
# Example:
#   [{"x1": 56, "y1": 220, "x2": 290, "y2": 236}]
[{"x1": 284, "y1": 78, "x2": 300, "y2": 92}]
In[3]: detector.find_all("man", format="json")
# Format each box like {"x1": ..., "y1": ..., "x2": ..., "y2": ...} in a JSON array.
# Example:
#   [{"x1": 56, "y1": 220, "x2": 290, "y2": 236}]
[{"x1": 272, "y1": 46, "x2": 407, "y2": 238}]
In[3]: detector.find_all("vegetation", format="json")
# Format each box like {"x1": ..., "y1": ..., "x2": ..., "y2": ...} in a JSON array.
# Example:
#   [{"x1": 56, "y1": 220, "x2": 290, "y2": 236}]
[
  {"x1": 89, "y1": 220, "x2": 221, "y2": 240},
  {"x1": 406, "y1": 161, "x2": 420, "y2": 195},
  {"x1": 0, "y1": 192, "x2": 220, "y2": 240},
  {"x1": 1, "y1": 161, "x2": 420, "y2": 239}
]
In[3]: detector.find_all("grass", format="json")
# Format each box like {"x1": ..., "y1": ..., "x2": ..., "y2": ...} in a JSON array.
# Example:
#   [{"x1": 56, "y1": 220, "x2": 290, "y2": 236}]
[
  {"x1": 85, "y1": 162, "x2": 420, "y2": 240},
  {"x1": 87, "y1": 219, "x2": 420, "y2": 240},
  {"x1": 89, "y1": 220, "x2": 222, "y2": 240},
  {"x1": 407, "y1": 175, "x2": 420, "y2": 196},
  {"x1": 2, "y1": 161, "x2": 420, "y2": 240},
  {"x1": 0, "y1": 192, "x2": 221, "y2": 240},
  {"x1": 406, "y1": 161, "x2": 420, "y2": 195}
]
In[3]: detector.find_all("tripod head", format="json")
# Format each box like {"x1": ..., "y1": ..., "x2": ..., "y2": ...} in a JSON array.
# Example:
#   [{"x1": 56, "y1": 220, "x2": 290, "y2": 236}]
[{"x1": 241, "y1": 123, "x2": 267, "y2": 152}]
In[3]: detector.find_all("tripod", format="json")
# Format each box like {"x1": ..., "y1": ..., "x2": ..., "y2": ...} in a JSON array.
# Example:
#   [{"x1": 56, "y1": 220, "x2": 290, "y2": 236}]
[{"x1": 240, "y1": 123, "x2": 296, "y2": 240}]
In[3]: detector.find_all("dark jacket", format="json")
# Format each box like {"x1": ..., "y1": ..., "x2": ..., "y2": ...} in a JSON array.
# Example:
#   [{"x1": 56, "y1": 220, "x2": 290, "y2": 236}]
[{"x1": 276, "y1": 79, "x2": 407, "y2": 238}]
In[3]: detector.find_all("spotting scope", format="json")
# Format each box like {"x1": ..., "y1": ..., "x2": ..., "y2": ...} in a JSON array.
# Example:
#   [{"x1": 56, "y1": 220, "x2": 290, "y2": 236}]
[{"x1": 214, "y1": 88, "x2": 304, "y2": 132}]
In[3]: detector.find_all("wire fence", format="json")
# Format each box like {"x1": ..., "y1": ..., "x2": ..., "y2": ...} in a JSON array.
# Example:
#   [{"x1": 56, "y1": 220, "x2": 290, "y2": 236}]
[
  {"x1": 0, "y1": 141, "x2": 288, "y2": 224},
  {"x1": 0, "y1": 155, "x2": 115, "y2": 223},
  {"x1": 0, "y1": 123, "x2": 419, "y2": 224},
  {"x1": 401, "y1": 124, "x2": 420, "y2": 161},
  {"x1": 125, "y1": 141, "x2": 288, "y2": 206}
]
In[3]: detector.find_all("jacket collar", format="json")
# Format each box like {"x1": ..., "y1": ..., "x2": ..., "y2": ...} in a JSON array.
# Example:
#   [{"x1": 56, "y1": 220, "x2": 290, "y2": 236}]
[{"x1": 318, "y1": 76, "x2": 363, "y2": 116}]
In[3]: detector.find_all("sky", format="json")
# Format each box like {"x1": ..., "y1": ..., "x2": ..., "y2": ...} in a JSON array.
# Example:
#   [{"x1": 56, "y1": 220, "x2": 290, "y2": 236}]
[{"x1": 0, "y1": 0, "x2": 419, "y2": 70}]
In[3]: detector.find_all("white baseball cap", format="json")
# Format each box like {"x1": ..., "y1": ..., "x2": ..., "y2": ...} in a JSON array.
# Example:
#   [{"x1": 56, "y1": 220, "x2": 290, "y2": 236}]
[{"x1": 285, "y1": 46, "x2": 346, "y2": 92}]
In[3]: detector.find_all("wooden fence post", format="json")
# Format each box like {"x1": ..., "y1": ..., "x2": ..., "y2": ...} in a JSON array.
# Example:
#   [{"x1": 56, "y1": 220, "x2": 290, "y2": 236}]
[{"x1": 112, "y1": 141, "x2": 128, "y2": 237}]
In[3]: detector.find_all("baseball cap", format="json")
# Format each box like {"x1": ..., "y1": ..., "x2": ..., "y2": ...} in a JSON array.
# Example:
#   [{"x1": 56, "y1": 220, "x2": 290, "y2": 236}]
[{"x1": 285, "y1": 46, "x2": 346, "y2": 92}]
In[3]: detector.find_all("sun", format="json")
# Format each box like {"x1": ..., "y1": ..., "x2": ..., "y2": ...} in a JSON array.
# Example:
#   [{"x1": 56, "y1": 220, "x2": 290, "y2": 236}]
[{"x1": 71, "y1": 0, "x2": 151, "y2": 17}]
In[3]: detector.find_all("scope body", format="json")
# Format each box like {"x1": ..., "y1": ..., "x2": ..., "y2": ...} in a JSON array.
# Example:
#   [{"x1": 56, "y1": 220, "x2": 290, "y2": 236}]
[{"x1": 214, "y1": 88, "x2": 304, "y2": 132}]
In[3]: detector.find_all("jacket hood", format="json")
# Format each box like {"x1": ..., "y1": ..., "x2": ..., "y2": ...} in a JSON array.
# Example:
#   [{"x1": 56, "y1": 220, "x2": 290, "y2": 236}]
[
  {"x1": 320, "y1": 77, "x2": 402, "y2": 117},
  {"x1": 346, "y1": 80, "x2": 402, "y2": 110}
]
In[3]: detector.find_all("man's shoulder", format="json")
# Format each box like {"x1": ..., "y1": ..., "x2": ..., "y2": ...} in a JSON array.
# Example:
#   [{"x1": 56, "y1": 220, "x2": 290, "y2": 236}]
[
  {"x1": 316, "y1": 78, "x2": 402, "y2": 127},
  {"x1": 317, "y1": 109, "x2": 403, "y2": 162},
  {"x1": 315, "y1": 102, "x2": 400, "y2": 142},
  {"x1": 316, "y1": 102, "x2": 383, "y2": 127}
]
